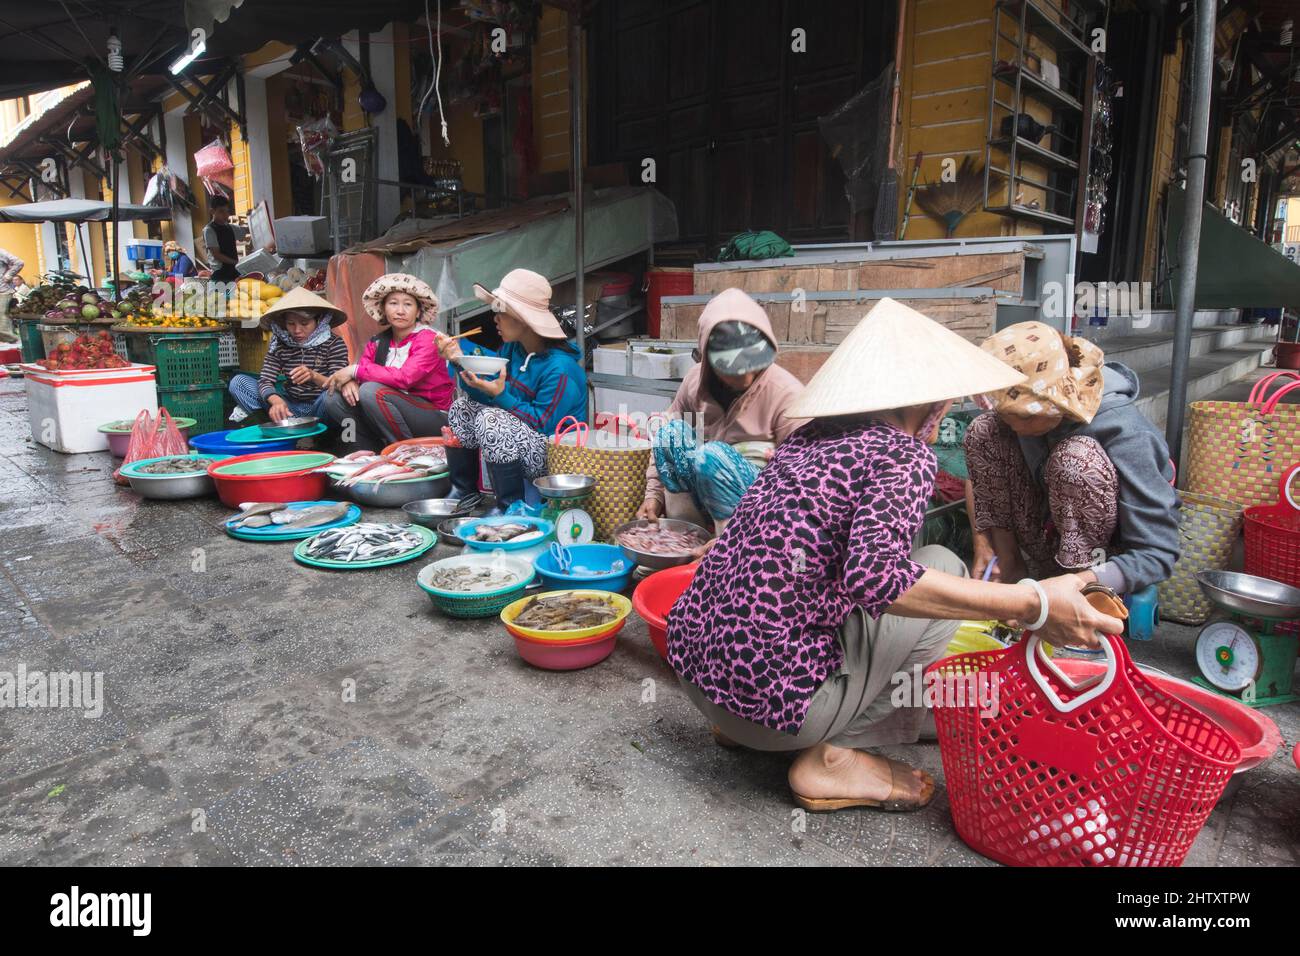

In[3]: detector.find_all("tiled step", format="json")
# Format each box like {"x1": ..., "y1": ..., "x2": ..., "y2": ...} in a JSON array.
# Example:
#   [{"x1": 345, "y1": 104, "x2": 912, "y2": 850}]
[
  {"x1": 1097, "y1": 323, "x2": 1274, "y2": 373},
  {"x1": 1132, "y1": 341, "x2": 1276, "y2": 431}
]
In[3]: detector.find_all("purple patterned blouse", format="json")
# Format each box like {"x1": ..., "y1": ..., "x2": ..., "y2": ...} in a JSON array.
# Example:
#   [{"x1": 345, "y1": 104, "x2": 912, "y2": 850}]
[{"x1": 666, "y1": 418, "x2": 937, "y2": 734}]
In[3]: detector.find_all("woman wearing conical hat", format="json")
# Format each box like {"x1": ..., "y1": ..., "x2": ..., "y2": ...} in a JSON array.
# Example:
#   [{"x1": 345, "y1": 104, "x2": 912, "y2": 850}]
[
  {"x1": 964, "y1": 322, "x2": 1179, "y2": 598},
  {"x1": 227, "y1": 286, "x2": 350, "y2": 424},
  {"x1": 667, "y1": 299, "x2": 1124, "y2": 813}
]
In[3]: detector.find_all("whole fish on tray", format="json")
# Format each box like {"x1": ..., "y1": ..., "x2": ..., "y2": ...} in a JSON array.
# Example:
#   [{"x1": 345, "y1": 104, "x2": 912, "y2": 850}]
[
  {"x1": 303, "y1": 522, "x2": 424, "y2": 562},
  {"x1": 428, "y1": 565, "x2": 520, "y2": 592},
  {"x1": 514, "y1": 594, "x2": 620, "y2": 631}
]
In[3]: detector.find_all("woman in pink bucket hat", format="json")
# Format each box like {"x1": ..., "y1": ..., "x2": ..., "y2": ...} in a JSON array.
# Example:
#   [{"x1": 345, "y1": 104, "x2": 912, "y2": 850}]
[
  {"x1": 322, "y1": 273, "x2": 455, "y2": 453},
  {"x1": 435, "y1": 268, "x2": 587, "y2": 512}
]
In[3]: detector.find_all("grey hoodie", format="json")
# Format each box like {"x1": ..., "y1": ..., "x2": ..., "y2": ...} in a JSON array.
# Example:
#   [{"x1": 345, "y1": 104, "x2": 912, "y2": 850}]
[{"x1": 1017, "y1": 362, "x2": 1179, "y2": 593}]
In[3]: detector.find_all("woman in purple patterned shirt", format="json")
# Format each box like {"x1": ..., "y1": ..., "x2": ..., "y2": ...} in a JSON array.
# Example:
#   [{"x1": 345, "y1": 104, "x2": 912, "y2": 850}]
[{"x1": 667, "y1": 299, "x2": 1125, "y2": 813}]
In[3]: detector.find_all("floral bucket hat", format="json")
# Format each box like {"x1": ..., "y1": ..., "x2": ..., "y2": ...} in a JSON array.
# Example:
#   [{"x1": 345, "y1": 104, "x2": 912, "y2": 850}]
[
  {"x1": 976, "y1": 321, "x2": 1105, "y2": 424},
  {"x1": 362, "y1": 273, "x2": 439, "y2": 326}
]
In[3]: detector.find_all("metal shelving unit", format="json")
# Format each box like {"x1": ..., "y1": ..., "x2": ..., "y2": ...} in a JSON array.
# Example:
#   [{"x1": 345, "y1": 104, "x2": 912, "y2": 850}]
[{"x1": 984, "y1": 0, "x2": 1100, "y2": 228}]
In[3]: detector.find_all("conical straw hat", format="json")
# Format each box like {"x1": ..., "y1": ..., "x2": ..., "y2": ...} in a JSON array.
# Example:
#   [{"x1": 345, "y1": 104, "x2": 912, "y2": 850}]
[{"x1": 786, "y1": 298, "x2": 1026, "y2": 418}]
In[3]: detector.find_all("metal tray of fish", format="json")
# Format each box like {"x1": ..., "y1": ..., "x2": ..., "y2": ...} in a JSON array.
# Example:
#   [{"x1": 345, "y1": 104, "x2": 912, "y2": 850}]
[
  {"x1": 458, "y1": 516, "x2": 554, "y2": 552},
  {"x1": 294, "y1": 522, "x2": 437, "y2": 569},
  {"x1": 224, "y1": 500, "x2": 361, "y2": 542}
]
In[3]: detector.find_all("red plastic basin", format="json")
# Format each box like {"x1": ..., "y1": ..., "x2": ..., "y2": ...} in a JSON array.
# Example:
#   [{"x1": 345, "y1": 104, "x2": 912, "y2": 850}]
[
  {"x1": 632, "y1": 563, "x2": 698, "y2": 659},
  {"x1": 511, "y1": 627, "x2": 619, "y2": 670},
  {"x1": 206, "y1": 451, "x2": 333, "y2": 508},
  {"x1": 1054, "y1": 659, "x2": 1281, "y2": 773}
]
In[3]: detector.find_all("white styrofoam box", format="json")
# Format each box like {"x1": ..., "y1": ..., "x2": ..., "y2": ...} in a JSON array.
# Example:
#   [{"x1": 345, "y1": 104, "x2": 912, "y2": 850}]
[
  {"x1": 23, "y1": 363, "x2": 158, "y2": 454},
  {"x1": 593, "y1": 387, "x2": 672, "y2": 427},
  {"x1": 671, "y1": 353, "x2": 698, "y2": 378},
  {"x1": 273, "y1": 216, "x2": 331, "y2": 255},
  {"x1": 236, "y1": 249, "x2": 285, "y2": 276},
  {"x1": 593, "y1": 345, "x2": 693, "y2": 380}
]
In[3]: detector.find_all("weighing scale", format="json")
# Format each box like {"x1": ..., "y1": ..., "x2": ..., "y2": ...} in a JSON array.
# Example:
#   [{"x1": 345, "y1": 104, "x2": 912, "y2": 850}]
[
  {"x1": 1193, "y1": 570, "x2": 1300, "y2": 707},
  {"x1": 534, "y1": 474, "x2": 598, "y2": 545}
]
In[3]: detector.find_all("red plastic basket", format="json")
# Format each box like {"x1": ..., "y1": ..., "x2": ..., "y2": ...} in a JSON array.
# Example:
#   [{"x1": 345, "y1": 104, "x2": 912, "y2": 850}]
[
  {"x1": 1243, "y1": 463, "x2": 1300, "y2": 635},
  {"x1": 929, "y1": 633, "x2": 1240, "y2": 867}
]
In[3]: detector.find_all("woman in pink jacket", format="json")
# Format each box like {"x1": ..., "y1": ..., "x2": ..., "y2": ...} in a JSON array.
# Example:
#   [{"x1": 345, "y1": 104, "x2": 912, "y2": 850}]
[{"x1": 322, "y1": 273, "x2": 454, "y2": 454}]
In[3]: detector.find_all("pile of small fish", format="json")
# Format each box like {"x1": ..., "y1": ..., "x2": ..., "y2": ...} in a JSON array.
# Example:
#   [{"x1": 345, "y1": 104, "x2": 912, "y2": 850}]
[
  {"x1": 471, "y1": 522, "x2": 542, "y2": 543},
  {"x1": 317, "y1": 447, "x2": 448, "y2": 486},
  {"x1": 229, "y1": 501, "x2": 352, "y2": 530},
  {"x1": 302, "y1": 522, "x2": 425, "y2": 563},
  {"x1": 135, "y1": 457, "x2": 210, "y2": 475},
  {"x1": 427, "y1": 565, "x2": 520, "y2": 592},
  {"x1": 617, "y1": 522, "x2": 707, "y2": 555},
  {"x1": 513, "y1": 594, "x2": 621, "y2": 631}
]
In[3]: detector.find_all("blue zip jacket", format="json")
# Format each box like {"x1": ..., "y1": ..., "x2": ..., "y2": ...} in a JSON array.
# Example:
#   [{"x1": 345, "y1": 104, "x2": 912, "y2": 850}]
[{"x1": 461, "y1": 339, "x2": 587, "y2": 435}]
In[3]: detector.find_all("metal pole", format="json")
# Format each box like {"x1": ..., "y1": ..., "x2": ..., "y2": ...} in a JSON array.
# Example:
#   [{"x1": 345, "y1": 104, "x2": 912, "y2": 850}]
[
  {"x1": 569, "y1": 10, "x2": 585, "y2": 372},
  {"x1": 1165, "y1": 0, "x2": 1216, "y2": 462},
  {"x1": 110, "y1": 153, "x2": 121, "y2": 301}
]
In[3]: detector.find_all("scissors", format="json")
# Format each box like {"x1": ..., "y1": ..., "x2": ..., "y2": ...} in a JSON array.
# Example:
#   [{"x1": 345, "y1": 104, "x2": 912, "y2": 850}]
[{"x1": 548, "y1": 541, "x2": 573, "y2": 573}]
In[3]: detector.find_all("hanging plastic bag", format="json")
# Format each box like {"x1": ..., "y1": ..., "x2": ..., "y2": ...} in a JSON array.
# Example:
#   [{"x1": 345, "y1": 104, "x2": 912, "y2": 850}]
[
  {"x1": 297, "y1": 118, "x2": 338, "y2": 179},
  {"x1": 113, "y1": 408, "x2": 190, "y2": 484},
  {"x1": 435, "y1": 259, "x2": 458, "y2": 333},
  {"x1": 194, "y1": 140, "x2": 233, "y2": 179}
]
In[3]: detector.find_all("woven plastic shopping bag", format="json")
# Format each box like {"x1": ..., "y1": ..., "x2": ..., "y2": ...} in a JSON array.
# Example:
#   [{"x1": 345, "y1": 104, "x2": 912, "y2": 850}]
[
  {"x1": 546, "y1": 416, "x2": 651, "y2": 542},
  {"x1": 1157, "y1": 492, "x2": 1243, "y2": 625},
  {"x1": 1185, "y1": 371, "x2": 1300, "y2": 507},
  {"x1": 929, "y1": 632, "x2": 1239, "y2": 867}
]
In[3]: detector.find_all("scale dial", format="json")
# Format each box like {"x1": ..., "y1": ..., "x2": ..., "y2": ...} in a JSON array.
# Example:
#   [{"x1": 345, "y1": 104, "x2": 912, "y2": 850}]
[
  {"x1": 554, "y1": 509, "x2": 595, "y2": 545},
  {"x1": 1195, "y1": 621, "x2": 1261, "y2": 692}
]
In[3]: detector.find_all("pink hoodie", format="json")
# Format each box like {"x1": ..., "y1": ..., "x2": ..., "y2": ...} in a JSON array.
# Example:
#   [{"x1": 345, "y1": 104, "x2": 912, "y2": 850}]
[
  {"x1": 355, "y1": 326, "x2": 455, "y2": 408},
  {"x1": 643, "y1": 288, "x2": 805, "y2": 509}
]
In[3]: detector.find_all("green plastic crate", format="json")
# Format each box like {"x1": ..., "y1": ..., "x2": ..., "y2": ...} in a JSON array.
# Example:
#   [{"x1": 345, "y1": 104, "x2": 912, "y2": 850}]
[
  {"x1": 16, "y1": 318, "x2": 44, "y2": 361},
  {"x1": 157, "y1": 383, "x2": 225, "y2": 437},
  {"x1": 125, "y1": 332, "x2": 220, "y2": 388}
]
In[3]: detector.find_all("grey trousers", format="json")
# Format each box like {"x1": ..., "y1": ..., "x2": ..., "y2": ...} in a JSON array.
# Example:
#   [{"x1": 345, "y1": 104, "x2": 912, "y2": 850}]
[{"x1": 680, "y1": 544, "x2": 966, "y2": 751}]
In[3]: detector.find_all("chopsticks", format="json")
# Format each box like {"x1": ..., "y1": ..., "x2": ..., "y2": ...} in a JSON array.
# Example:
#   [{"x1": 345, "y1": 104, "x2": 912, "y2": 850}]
[{"x1": 448, "y1": 327, "x2": 481, "y2": 341}]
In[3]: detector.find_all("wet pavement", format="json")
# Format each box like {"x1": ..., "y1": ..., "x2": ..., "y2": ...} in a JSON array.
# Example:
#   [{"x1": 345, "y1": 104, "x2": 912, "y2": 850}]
[{"x1": 1, "y1": 376, "x2": 1297, "y2": 866}]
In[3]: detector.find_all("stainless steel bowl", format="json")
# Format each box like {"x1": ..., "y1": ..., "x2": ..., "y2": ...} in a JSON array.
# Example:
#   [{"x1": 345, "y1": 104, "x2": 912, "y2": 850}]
[
  {"x1": 1196, "y1": 570, "x2": 1300, "y2": 621},
  {"x1": 613, "y1": 517, "x2": 712, "y2": 570},
  {"x1": 124, "y1": 469, "x2": 216, "y2": 500},
  {"x1": 403, "y1": 496, "x2": 493, "y2": 528},
  {"x1": 336, "y1": 472, "x2": 451, "y2": 508},
  {"x1": 533, "y1": 473, "x2": 597, "y2": 499},
  {"x1": 436, "y1": 516, "x2": 478, "y2": 547},
  {"x1": 259, "y1": 415, "x2": 320, "y2": 436}
]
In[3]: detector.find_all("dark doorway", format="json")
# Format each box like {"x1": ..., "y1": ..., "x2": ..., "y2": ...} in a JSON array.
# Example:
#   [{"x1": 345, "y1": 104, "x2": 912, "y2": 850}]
[{"x1": 587, "y1": 0, "x2": 896, "y2": 253}]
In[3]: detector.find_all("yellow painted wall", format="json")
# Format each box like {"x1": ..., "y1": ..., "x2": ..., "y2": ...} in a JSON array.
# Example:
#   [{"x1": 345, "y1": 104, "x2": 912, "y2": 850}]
[
  {"x1": 265, "y1": 76, "x2": 292, "y2": 219},
  {"x1": 897, "y1": 0, "x2": 1056, "y2": 240},
  {"x1": 0, "y1": 195, "x2": 43, "y2": 283},
  {"x1": 534, "y1": 7, "x2": 575, "y2": 174}
]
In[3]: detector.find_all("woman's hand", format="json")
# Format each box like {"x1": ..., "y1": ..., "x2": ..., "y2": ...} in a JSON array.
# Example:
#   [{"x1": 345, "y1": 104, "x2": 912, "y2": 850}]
[
  {"x1": 636, "y1": 499, "x2": 663, "y2": 521},
  {"x1": 268, "y1": 396, "x2": 292, "y2": 423},
  {"x1": 971, "y1": 531, "x2": 998, "y2": 581},
  {"x1": 288, "y1": 364, "x2": 315, "y2": 386},
  {"x1": 460, "y1": 369, "x2": 506, "y2": 397},
  {"x1": 435, "y1": 332, "x2": 464, "y2": 362},
  {"x1": 690, "y1": 537, "x2": 717, "y2": 561},
  {"x1": 341, "y1": 380, "x2": 360, "y2": 407},
  {"x1": 325, "y1": 368, "x2": 353, "y2": 393},
  {"x1": 1016, "y1": 574, "x2": 1124, "y2": 650}
]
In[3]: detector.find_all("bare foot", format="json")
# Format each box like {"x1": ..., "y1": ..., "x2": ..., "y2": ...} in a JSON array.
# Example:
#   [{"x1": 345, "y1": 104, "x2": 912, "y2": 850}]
[{"x1": 788, "y1": 743, "x2": 931, "y2": 804}]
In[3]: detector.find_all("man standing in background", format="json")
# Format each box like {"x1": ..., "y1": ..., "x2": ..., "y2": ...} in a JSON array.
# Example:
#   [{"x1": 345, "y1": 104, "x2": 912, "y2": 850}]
[
  {"x1": 202, "y1": 194, "x2": 242, "y2": 283},
  {"x1": 0, "y1": 246, "x2": 25, "y2": 343}
]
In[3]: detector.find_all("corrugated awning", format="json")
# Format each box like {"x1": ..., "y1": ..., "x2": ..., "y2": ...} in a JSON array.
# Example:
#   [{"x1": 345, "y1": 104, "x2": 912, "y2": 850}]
[
  {"x1": 1167, "y1": 186, "x2": 1300, "y2": 309},
  {"x1": 0, "y1": 198, "x2": 169, "y2": 223}
]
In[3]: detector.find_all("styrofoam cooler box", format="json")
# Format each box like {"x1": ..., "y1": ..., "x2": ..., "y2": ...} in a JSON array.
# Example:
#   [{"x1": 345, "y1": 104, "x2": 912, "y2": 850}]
[
  {"x1": 593, "y1": 345, "x2": 693, "y2": 380},
  {"x1": 592, "y1": 387, "x2": 672, "y2": 427},
  {"x1": 22, "y1": 363, "x2": 158, "y2": 454},
  {"x1": 273, "y1": 216, "x2": 330, "y2": 255}
]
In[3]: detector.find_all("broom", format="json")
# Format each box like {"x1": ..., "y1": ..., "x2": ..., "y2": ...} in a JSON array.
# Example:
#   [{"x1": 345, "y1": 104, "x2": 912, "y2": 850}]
[{"x1": 913, "y1": 157, "x2": 1005, "y2": 237}]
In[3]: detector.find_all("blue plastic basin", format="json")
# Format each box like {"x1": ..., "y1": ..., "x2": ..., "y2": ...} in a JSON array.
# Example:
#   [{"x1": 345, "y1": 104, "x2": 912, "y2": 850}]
[
  {"x1": 189, "y1": 428, "x2": 300, "y2": 455},
  {"x1": 533, "y1": 543, "x2": 635, "y2": 592}
]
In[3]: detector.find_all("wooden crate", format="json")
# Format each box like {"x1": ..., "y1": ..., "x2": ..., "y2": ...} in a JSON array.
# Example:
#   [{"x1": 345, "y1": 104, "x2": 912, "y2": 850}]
[
  {"x1": 660, "y1": 292, "x2": 997, "y2": 346},
  {"x1": 692, "y1": 249, "x2": 1032, "y2": 297}
]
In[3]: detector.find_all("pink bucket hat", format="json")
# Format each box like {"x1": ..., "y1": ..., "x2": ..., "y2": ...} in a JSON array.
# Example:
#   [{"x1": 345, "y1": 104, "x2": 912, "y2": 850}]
[
  {"x1": 362, "y1": 273, "x2": 439, "y2": 326},
  {"x1": 473, "y1": 268, "x2": 566, "y2": 338}
]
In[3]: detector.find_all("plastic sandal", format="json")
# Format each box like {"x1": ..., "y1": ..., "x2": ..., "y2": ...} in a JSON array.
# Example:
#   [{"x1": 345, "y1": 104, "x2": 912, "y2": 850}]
[{"x1": 792, "y1": 756, "x2": 936, "y2": 813}]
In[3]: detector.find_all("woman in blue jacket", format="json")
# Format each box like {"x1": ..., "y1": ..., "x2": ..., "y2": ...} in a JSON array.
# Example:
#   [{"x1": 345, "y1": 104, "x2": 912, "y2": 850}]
[{"x1": 436, "y1": 268, "x2": 587, "y2": 510}]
